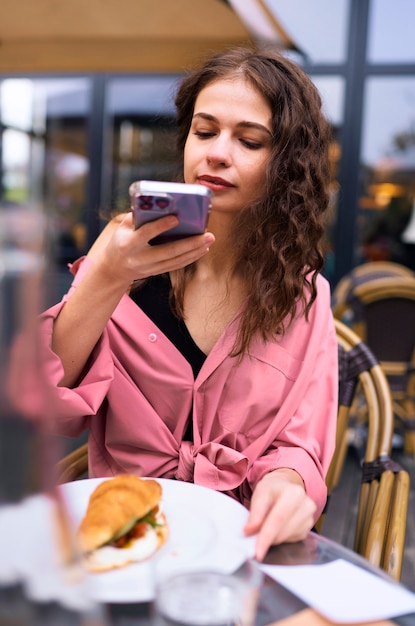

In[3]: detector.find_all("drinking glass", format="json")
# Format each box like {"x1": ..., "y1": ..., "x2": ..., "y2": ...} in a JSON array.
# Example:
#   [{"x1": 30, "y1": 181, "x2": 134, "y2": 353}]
[{"x1": 151, "y1": 560, "x2": 263, "y2": 626}]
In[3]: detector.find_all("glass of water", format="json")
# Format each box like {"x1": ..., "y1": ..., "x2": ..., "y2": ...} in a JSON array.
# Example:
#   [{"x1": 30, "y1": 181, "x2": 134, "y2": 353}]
[{"x1": 152, "y1": 560, "x2": 263, "y2": 626}]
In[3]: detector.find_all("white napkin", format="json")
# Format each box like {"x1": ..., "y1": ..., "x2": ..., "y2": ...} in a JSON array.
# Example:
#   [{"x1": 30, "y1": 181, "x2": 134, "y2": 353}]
[
  {"x1": 0, "y1": 495, "x2": 95, "y2": 611},
  {"x1": 260, "y1": 559, "x2": 415, "y2": 623}
]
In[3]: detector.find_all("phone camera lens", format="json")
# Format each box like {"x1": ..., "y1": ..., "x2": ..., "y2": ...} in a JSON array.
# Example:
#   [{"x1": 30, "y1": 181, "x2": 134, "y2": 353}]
[{"x1": 155, "y1": 198, "x2": 170, "y2": 210}]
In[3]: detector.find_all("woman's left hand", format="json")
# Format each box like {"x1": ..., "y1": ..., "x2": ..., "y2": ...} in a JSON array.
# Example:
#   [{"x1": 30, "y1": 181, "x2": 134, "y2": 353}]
[{"x1": 243, "y1": 468, "x2": 317, "y2": 561}]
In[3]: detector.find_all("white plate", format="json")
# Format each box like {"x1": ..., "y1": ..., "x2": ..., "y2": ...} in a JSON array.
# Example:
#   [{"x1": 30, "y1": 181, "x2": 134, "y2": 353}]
[{"x1": 59, "y1": 477, "x2": 256, "y2": 603}]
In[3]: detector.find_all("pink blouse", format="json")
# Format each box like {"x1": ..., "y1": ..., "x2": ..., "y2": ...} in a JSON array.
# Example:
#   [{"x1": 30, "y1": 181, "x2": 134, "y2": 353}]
[{"x1": 8, "y1": 257, "x2": 338, "y2": 520}]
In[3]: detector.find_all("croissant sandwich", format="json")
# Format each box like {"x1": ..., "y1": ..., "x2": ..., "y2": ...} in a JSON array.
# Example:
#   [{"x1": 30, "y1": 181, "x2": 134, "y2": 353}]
[{"x1": 77, "y1": 475, "x2": 168, "y2": 572}]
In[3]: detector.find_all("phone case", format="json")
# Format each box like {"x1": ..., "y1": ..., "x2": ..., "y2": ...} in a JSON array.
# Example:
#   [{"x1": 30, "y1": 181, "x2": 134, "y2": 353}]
[{"x1": 129, "y1": 180, "x2": 212, "y2": 245}]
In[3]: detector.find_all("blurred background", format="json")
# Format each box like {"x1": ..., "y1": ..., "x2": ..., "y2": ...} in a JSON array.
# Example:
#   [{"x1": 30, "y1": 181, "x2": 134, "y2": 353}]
[{"x1": 1, "y1": 0, "x2": 415, "y2": 301}]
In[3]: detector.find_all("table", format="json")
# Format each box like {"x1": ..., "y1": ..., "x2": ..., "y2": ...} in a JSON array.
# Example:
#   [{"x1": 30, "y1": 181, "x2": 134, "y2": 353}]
[
  {"x1": 0, "y1": 459, "x2": 413, "y2": 625},
  {"x1": 106, "y1": 532, "x2": 415, "y2": 626},
  {"x1": 0, "y1": 525, "x2": 414, "y2": 625}
]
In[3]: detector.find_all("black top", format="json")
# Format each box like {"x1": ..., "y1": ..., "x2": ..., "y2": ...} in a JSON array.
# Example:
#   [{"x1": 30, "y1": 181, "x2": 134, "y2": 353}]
[
  {"x1": 129, "y1": 274, "x2": 206, "y2": 378},
  {"x1": 129, "y1": 274, "x2": 207, "y2": 441}
]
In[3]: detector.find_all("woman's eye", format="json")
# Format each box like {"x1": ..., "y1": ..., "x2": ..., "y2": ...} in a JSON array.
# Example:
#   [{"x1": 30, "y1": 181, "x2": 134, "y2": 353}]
[
  {"x1": 193, "y1": 130, "x2": 214, "y2": 139},
  {"x1": 241, "y1": 139, "x2": 262, "y2": 150}
]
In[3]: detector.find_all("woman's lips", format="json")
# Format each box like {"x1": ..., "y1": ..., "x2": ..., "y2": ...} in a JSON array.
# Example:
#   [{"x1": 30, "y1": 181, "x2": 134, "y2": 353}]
[{"x1": 198, "y1": 175, "x2": 235, "y2": 191}]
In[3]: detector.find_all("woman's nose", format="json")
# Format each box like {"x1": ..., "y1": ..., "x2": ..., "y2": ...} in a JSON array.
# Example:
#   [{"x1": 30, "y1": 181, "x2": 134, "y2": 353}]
[{"x1": 206, "y1": 136, "x2": 232, "y2": 167}]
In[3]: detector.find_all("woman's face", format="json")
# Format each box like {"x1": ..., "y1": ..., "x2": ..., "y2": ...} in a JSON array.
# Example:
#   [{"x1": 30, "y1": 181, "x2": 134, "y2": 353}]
[{"x1": 184, "y1": 76, "x2": 272, "y2": 215}]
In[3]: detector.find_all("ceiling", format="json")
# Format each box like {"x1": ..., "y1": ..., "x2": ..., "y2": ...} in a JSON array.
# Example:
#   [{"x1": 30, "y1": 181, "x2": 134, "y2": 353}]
[{"x1": 0, "y1": 0, "x2": 265, "y2": 72}]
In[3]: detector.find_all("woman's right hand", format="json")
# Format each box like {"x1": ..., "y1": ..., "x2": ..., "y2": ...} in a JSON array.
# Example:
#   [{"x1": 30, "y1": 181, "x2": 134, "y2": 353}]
[
  {"x1": 90, "y1": 211, "x2": 215, "y2": 290},
  {"x1": 52, "y1": 211, "x2": 214, "y2": 388}
]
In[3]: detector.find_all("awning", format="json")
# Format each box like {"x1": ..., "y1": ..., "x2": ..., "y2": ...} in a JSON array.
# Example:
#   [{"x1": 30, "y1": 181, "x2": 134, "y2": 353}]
[{"x1": 0, "y1": 0, "x2": 300, "y2": 72}]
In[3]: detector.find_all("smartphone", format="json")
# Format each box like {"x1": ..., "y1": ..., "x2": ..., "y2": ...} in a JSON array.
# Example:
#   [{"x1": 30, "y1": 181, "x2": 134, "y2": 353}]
[{"x1": 129, "y1": 180, "x2": 212, "y2": 245}]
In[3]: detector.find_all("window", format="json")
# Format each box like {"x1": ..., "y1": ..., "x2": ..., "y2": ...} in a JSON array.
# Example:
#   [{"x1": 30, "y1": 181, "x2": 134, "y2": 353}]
[
  {"x1": 368, "y1": 0, "x2": 415, "y2": 63},
  {"x1": 0, "y1": 78, "x2": 91, "y2": 291},
  {"x1": 357, "y1": 77, "x2": 415, "y2": 269},
  {"x1": 102, "y1": 76, "x2": 181, "y2": 216},
  {"x1": 267, "y1": 0, "x2": 350, "y2": 64}
]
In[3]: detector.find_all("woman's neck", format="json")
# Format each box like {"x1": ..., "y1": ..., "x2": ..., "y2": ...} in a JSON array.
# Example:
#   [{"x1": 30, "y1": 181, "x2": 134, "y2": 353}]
[{"x1": 199, "y1": 212, "x2": 237, "y2": 275}]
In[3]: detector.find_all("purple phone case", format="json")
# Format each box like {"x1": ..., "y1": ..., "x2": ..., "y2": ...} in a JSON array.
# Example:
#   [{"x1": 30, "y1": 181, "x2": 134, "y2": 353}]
[{"x1": 130, "y1": 181, "x2": 212, "y2": 245}]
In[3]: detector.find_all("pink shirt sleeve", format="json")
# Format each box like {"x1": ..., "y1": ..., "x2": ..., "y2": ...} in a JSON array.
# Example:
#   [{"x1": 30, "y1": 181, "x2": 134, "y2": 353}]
[{"x1": 245, "y1": 298, "x2": 338, "y2": 520}]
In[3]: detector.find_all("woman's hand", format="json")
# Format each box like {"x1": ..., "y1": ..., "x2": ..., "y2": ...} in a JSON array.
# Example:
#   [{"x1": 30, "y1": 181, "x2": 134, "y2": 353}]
[
  {"x1": 52, "y1": 211, "x2": 214, "y2": 388},
  {"x1": 243, "y1": 468, "x2": 317, "y2": 561},
  {"x1": 90, "y1": 212, "x2": 215, "y2": 288}
]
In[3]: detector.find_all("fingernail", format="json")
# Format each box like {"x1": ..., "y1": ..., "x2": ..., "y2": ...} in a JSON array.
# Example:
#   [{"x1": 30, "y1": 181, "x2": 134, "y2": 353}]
[{"x1": 203, "y1": 234, "x2": 215, "y2": 245}]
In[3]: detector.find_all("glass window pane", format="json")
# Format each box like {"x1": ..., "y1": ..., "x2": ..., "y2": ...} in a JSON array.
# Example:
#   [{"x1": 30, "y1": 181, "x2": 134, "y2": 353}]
[
  {"x1": 311, "y1": 76, "x2": 345, "y2": 127},
  {"x1": 103, "y1": 76, "x2": 181, "y2": 214},
  {"x1": 311, "y1": 76, "x2": 345, "y2": 284},
  {"x1": 0, "y1": 78, "x2": 91, "y2": 297},
  {"x1": 368, "y1": 0, "x2": 415, "y2": 63},
  {"x1": 0, "y1": 80, "x2": 34, "y2": 131},
  {"x1": 357, "y1": 77, "x2": 415, "y2": 270},
  {"x1": 2, "y1": 129, "x2": 31, "y2": 203},
  {"x1": 266, "y1": 0, "x2": 350, "y2": 64},
  {"x1": 107, "y1": 77, "x2": 178, "y2": 116},
  {"x1": 37, "y1": 80, "x2": 91, "y2": 278}
]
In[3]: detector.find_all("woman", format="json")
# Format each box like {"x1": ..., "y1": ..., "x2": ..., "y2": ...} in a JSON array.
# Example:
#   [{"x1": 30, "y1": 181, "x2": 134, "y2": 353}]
[{"x1": 9, "y1": 46, "x2": 338, "y2": 560}]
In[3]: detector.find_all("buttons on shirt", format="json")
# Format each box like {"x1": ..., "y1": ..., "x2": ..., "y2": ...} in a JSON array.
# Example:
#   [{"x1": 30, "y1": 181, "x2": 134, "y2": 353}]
[{"x1": 148, "y1": 332, "x2": 158, "y2": 343}]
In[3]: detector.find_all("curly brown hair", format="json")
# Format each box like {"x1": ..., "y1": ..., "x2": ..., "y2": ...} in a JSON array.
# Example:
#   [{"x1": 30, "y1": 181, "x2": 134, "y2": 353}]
[{"x1": 170, "y1": 46, "x2": 332, "y2": 356}]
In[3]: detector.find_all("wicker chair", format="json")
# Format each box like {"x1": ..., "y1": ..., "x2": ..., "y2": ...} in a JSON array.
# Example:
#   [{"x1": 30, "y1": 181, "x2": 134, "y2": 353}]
[
  {"x1": 56, "y1": 442, "x2": 88, "y2": 483},
  {"x1": 332, "y1": 261, "x2": 414, "y2": 321},
  {"x1": 317, "y1": 319, "x2": 410, "y2": 580},
  {"x1": 335, "y1": 276, "x2": 415, "y2": 457}
]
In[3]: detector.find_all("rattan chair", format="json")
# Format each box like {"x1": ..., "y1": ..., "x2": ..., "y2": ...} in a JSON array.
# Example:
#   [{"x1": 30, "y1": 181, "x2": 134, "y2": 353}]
[
  {"x1": 317, "y1": 319, "x2": 410, "y2": 580},
  {"x1": 332, "y1": 261, "x2": 414, "y2": 321},
  {"x1": 316, "y1": 319, "x2": 392, "y2": 531},
  {"x1": 362, "y1": 468, "x2": 410, "y2": 577},
  {"x1": 56, "y1": 442, "x2": 88, "y2": 483},
  {"x1": 338, "y1": 276, "x2": 415, "y2": 457}
]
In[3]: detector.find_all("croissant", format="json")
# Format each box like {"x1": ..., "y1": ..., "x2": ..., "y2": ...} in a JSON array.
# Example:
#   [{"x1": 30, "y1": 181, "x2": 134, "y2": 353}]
[{"x1": 77, "y1": 475, "x2": 168, "y2": 572}]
